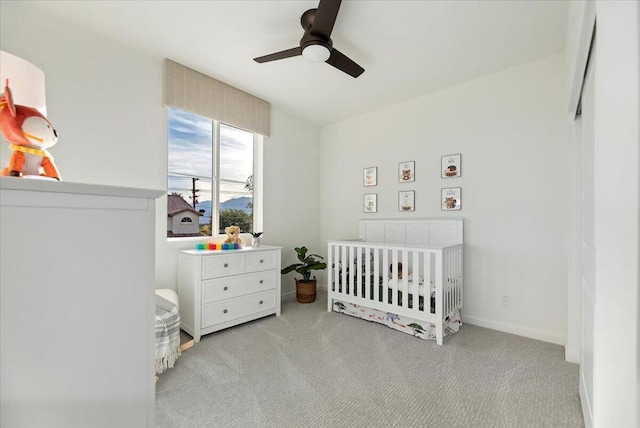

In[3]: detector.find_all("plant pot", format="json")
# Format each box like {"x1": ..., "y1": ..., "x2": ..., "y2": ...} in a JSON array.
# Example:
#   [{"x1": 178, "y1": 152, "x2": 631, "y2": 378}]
[{"x1": 295, "y1": 279, "x2": 316, "y2": 303}]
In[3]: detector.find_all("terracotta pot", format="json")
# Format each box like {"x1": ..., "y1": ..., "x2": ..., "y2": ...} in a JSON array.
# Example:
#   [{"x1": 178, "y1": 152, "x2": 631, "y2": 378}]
[{"x1": 296, "y1": 279, "x2": 316, "y2": 303}]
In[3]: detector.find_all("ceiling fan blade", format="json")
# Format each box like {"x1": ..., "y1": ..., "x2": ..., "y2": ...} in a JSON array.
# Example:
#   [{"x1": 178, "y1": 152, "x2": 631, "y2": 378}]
[
  {"x1": 253, "y1": 47, "x2": 302, "y2": 63},
  {"x1": 310, "y1": 0, "x2": 341, "y2": 39},
  {"x1": 326, "y1": 48, "x2": 364, "y2": 78}
]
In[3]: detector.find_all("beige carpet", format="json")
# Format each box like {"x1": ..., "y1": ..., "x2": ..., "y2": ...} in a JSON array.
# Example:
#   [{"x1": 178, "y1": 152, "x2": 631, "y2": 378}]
[{"x1": 156, "y1": 294, "x2": 584, "y2": 427}]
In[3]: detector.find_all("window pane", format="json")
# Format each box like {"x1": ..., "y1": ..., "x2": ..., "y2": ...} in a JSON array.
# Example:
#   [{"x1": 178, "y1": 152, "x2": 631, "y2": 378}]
[
  {"x1": 167, "y1": 107, "x2": 213, "y2": 237},
  {"x1": 219, "y1": 123, "x2": 253, "y2": 235}
]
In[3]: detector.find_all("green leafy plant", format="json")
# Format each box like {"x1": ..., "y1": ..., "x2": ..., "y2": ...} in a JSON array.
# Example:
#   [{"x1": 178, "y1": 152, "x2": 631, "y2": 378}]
[{"x1": 281, "y1": 246, "x2": 327, "y2": 282}]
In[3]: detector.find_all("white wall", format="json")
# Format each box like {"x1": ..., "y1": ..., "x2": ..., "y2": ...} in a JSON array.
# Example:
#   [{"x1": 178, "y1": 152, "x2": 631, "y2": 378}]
[
  {"x1": 0, "y1": 3, "x2": 322, "y2": 296},
  {"x1": 320, "y1": 54, "x2": 570, "y2": 344}
]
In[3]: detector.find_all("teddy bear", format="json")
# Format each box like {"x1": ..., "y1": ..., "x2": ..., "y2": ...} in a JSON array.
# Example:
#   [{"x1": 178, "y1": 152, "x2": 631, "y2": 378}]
[
  {"x1": 223, "y1": 225, "x2": 244, "y2": 247},
  {"x1": 0, "y1": 79, "x2": 61, "y2": 180}
]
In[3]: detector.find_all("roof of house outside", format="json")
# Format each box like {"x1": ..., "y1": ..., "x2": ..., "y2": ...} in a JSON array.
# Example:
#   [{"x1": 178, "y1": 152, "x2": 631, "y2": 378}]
[{"x1": 167, "y1": 194, "x2": 203, "y2": 217}]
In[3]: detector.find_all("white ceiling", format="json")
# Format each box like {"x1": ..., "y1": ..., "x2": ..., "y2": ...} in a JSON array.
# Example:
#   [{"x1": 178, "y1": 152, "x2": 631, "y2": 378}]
[{"x1": 30, "y1": 0, "x2": 568, "y2": 127}]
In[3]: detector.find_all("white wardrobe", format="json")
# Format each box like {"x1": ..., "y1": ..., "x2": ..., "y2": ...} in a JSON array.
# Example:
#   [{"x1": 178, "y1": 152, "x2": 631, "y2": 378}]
[
  {"x1": 566, "y1": 2, "x2": 640, "y2": 427},
  {"x1": 0, "y1": 177, "x2": 163, "y2": 428}
]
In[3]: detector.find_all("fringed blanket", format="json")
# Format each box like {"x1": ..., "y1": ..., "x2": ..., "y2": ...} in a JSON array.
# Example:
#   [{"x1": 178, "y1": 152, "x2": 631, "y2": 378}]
[{"x1": 155, "y1": 295, "x2": 181, "y2": 374}]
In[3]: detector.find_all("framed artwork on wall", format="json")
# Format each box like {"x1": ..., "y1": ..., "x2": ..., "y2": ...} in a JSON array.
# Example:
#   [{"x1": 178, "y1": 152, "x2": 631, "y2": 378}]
[
  {"x1": 398, "y1": 161, "x2": 415, "y2": 182},
  {"x1": 441, "y1": 154, "x2": 461, "y2": 178},
  {"x1": 363, "y1": 166, "x2": 377, "y2": 186},
  {"x1": 364, "y1": 193, "x2": 378, "y2": 213},
  {"x1": 441, "y1": 187, "x2": 461, "y2": 211},
  {"x1": 398, "y1": 191, "x2": 415, "y2": 212}
]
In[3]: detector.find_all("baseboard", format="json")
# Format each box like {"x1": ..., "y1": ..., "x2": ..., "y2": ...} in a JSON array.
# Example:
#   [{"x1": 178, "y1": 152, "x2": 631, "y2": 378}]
[
  {"x1": 580, "y1": 370, "x2": 593, "y2": 428},
  {"x1": 281, "y1": 290, "x2": 296, "y2": 299},
  {"x1": 565, "y1": 349, "x2": 580, "y2": 364},
  {"x1": 462, "y1": 315, "x2": 565, "y2": 345}
]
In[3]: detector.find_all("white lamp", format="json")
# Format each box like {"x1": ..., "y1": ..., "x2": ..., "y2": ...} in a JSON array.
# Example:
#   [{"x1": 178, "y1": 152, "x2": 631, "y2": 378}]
[
  {"x1": 302, "y1": 44, "x2": 331, "y2": 63},
  {"x1": 0, "y1": 50, "x2": 47, "y2": 116}
]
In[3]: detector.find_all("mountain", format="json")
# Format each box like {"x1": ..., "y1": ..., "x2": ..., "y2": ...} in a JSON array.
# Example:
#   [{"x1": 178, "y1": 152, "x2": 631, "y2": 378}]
[
  {"x1": 195, "y1": 197, "x2": 252, "y2": 225},
  {"x1": 221, "y1": 197, "x2": 252, "y2": 213}
]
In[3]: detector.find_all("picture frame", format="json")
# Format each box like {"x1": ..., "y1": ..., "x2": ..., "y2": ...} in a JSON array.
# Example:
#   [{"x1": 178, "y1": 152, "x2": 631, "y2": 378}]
[
  {"x1": 398, "y1": 191, "x2": 415, "y2": 212},
  {"x1": 441, "y1": 154, "x2": 461, "y2": 178},
  {"x1": 441, "y1": 187, "x2": 461, "y2": 211},
  {"x1": 363, "y1": 166, "x2": 377, "y2": 187},
  {"x1": 398, "y1": 161, "x2": 415, "y2": 182},
  {"x1": 363, "y1": 193, "x2": 378, "y2": 213}
]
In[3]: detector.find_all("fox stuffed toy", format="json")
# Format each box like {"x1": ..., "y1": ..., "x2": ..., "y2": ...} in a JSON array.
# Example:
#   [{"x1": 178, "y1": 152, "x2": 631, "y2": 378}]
[{"x1": 0, "y1": 79, "x2": 61, "y2": 180}]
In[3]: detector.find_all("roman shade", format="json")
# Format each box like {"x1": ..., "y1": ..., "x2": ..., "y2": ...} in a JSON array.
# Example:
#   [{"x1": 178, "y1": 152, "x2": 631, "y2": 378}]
[{"x1": 164, "y1": 59, "x2": 270, "y2": 137}]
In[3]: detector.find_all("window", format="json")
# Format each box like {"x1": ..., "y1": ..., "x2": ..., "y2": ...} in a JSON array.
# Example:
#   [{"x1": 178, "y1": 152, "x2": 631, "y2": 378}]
[
  {"x1": 181, "y1": 218, "x2": 192, "y2": 223},
  {"x1": 167, "y1": 107, "x2": 261, "y2": 239}
]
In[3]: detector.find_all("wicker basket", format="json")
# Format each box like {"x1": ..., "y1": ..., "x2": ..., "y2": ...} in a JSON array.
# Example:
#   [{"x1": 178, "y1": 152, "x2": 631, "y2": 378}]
[{"x1": 296, "y1": 279, "x2": 317, "y2": 303}]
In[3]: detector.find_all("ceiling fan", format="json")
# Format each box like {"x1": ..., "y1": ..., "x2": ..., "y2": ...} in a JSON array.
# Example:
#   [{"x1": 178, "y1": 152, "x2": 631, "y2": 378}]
[{"x1": 253, "y1": 0, "x2": 365, "y2": 78}]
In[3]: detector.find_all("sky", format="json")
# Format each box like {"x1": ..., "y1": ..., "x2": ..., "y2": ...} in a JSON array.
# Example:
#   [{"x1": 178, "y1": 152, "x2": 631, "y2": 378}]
[{"x1": 167, "y1": 107, "x2": 253, "y2": 203}]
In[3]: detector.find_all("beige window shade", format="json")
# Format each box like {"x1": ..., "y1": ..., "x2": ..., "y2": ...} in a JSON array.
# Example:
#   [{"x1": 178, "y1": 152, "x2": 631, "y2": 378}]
[{"x1": 164, "y1": 59, "x2": 270, "y2": 137}]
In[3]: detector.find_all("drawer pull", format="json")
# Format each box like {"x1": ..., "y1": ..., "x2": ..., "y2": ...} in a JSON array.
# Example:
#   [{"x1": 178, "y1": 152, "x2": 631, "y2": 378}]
[
  {"x1": 259, "y1": 300, "x2": 263, "y2": 305},
  {"x1": 223, "y1": 309, "x2": 228, "y2": 314},
  {"x1": 259, "y1": 280, "x2": 264, "y2": 284},
  {"x1": 224, "y1": 263, "x2": 229, "y2": 268},
  {"x1": 224, "y1": 286, "x2": 228, "y2": 291},
  {"x1": 260, "y1": 259, "x2": 264, "y2": 263}
]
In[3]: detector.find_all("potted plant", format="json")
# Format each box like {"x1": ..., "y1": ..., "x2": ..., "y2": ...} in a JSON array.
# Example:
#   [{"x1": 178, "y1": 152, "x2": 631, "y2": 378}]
[{"x1": 281, "y1": 246, "x2": 327, "y2": 303}]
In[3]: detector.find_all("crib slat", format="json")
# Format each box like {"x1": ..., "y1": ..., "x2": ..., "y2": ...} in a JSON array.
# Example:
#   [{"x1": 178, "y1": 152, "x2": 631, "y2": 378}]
[
  {"x1": 392, "y1": 250, "x2": 398, "y2": 306},
  {"x1": 412, "y1": 251, "x2": 420, "y2": 315},
  {"x1": 364, "y1": 246, "x2": 371, "y2": 300},
  {"x1": 401, "y1": 250, "x2": 409, "y2": 308},
  {"x1": 341, "y1": 245, "x2": 347, "y2": 295},
  {"x1": 435, "y1": 250, "x2": 444, "y2": 345},
  {"x1": 446, "y1": 250, "x2": 450, "y2": 315},
  {"x1": 424, "y1": 252, "x2": 431, "y2": 313},
  {"x1": 356, "y1": 245, "x2": 363, "y2": 297},
  {"x1": 382, "y1": 249, "x2": 389, "y2": 304},
  {"x1": 373, "y1": 248, "x2": 380, "y2": 303}
]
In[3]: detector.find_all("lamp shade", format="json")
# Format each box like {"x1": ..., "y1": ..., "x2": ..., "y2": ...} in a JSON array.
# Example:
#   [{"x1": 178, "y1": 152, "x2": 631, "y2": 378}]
[{"x1": 0, "y1": 50, "x2": 46, "y2": 115}]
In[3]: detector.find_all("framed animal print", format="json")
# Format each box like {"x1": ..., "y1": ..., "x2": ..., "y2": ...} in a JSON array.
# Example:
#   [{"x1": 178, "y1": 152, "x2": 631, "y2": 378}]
[
  {"x1": 363, "y1": 166, "x2": 377, "y2": 187},
  {"x1": 398, "y1": 191, "x2": 415, "y2": 212},
  {"x1": 441, "y1": 187, "x2": 461, "y2": 211},
  {"x1": 441, "y1": 154, "x2": 461, "y2": 178},
  {"x1": 364, "y1": 193, "x2": 378, "y2": 213},
  {"x1": 398, "y1": 161, "x2": 415, "y2": 182}
]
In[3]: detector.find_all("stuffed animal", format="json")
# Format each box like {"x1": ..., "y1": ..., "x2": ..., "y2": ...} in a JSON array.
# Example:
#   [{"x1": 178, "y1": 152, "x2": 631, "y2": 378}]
[
  {"x1": 0, "y1": 79, "x2": 61, "y2": 180},
  {"x1": 223, "y1": 225, "x2": 244, "y2": 247}
]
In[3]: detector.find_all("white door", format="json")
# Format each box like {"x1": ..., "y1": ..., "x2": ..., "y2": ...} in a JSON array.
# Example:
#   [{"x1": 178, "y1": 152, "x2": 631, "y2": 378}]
[{"x1": 578, "y1": 39, "x2": 596, "y2": 427}]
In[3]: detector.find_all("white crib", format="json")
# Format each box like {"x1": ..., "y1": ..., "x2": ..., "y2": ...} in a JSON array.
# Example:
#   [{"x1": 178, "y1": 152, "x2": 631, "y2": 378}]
[{"x1": 327, "y1": 219, "x2": 463, "y2": 345}]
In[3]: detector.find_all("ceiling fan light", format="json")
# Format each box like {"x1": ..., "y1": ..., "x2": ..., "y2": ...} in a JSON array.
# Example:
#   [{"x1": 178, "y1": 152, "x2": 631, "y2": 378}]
[{"x1": 302, "y1": 44, "x2": 331, "y2": 63}]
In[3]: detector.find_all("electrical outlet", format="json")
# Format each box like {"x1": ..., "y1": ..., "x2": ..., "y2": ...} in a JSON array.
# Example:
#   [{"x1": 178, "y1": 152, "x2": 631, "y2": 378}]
[{"x1": 501, "y1": 294, "x2": 510, "y2": 306}]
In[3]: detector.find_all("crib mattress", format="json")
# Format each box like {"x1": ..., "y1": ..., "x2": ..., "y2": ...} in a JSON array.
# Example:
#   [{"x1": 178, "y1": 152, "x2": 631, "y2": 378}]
[{"x1": 332, "y1": 299, "x2": 461, "y2": 341}]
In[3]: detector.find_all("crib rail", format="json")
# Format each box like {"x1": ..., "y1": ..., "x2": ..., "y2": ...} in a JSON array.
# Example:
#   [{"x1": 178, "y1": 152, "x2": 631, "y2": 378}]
[{"x1": 327, "y1": 240, "x2": 463, "y2": 344}]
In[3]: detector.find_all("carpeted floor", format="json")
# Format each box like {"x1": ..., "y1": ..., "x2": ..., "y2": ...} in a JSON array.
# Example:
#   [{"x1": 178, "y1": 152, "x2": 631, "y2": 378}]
[{"x1": 156, "y1": 294, "x2": 584, "y2": 428}]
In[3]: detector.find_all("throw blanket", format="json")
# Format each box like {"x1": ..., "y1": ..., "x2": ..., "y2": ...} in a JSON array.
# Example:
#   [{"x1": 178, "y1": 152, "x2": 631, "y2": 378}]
[{"x1": 155, "y1": 294, "x2": 181, "y2": 374}]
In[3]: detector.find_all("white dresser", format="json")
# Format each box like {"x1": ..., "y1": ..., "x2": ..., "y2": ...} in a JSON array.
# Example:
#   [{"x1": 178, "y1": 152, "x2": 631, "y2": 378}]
[
  {"x1": 0, "y1": 177, "x2": 163, "y2": 428},
  {"x1": 178, "y1": 246, "x2": 282, "y2": 342}
]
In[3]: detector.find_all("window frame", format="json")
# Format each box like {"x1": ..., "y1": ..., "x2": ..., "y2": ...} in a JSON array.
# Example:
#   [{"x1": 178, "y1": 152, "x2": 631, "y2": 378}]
[{"x1": 167, "y1": 108, "x2": 263, "y2": 240}]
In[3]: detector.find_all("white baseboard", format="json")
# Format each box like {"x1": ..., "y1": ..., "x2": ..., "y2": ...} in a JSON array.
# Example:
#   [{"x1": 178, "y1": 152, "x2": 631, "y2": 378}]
[
  {"x1": 565, "y1": 349, "x2": 580, "y2": 364},
  {"x1": 281, "y1": 290, "x2": 296, "y2": 299},
  {"x1": 462, "y1": 315, "x2": 565, "y2": 345}
]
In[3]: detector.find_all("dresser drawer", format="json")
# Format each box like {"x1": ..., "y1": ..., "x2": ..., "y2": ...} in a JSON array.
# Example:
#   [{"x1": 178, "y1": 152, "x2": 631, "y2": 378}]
[
  {"x1": 202, "y1": 254, "x2": 244, "y2": 279},
  {"x1": 202, "y1": 271, "x2": 276, "y2": 303},
  {"x1": 245, "y1": 252, "x2": 277, "y2": 273},
  {"x1": 202, "y1": 290, "x2": 276, "y2": 328}
]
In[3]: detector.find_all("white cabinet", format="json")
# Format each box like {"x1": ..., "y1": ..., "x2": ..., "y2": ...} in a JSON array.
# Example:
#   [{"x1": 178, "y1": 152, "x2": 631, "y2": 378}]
[
  {"x1": 178, "y1": 246, "x2": 282, "y2": 342},
  {"x1": 0, "y1": 177, "x2": 163, "y2": 428}
]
